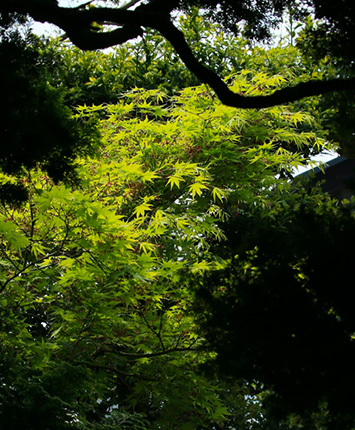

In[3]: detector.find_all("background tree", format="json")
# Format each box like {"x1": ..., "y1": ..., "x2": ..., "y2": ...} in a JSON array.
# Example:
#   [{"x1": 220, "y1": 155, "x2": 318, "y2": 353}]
[
  {"x1": 0, "y1": 27, "x2": 99, "y2": 202},
  {"x1": 297, "y1": 16, "x2": 355, "y2": 157},
  {"x1": 193, "y1": 182, "x2": 355, "y2": 429}
]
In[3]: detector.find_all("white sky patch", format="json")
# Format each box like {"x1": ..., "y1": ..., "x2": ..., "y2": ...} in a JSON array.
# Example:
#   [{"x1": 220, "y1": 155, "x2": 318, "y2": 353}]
[
  {"x1": 30, "y1": 21, "x2": 61, "y2": 37},
  {"x1": 30, "y1": 0, "x2": 146, "y2": 37}
]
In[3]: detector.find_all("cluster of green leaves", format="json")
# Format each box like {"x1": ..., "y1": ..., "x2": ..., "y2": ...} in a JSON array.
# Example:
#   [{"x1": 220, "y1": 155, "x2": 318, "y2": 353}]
[
  {"x1": 178, "y1": 0, "x2": 305, "y2": 41},
  {"x1": 0, "y1": 56, "x2": 334, "y2": 428}
]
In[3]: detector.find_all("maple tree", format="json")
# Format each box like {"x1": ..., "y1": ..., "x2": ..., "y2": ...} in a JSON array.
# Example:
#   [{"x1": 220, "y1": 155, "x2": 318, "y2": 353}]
[{"x1": 0, "y1": 64, "x2": 334, "y2": 428}]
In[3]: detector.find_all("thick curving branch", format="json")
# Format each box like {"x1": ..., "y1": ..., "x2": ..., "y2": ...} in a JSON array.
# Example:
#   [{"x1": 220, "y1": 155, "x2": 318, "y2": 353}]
[
  {"x1": 155, "y1": 19, "x2": 355, "y2": 108},
  {"x1": 3, "y1": 0, "x2": 355, "y2": 108}
]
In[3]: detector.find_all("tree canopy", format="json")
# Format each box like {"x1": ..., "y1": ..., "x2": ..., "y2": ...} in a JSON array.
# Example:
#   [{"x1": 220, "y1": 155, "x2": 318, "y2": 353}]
[
  {"x1": 1, "y1": 6, "x2": 355, "y2": 430},
  {"x1": 193, "y1": 184, "x2": 355, "y2": 428},
  {"x1": 0, "y1": 26, "x2": 100, "y2": 202},
  {"x1": 0, "y1": 37, "x2": 343, "y2": 427},
  {"x1": 1, "y1": 0, "x2": 355, "y2": 108},
  {"x1": 0, "y1": 11, "x2": 342, "y2": 195}
]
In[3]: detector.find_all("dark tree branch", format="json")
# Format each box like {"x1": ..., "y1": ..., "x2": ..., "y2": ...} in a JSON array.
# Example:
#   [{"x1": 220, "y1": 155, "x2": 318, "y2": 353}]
[
  {"x1": 120, "y1": 0, "x2": 144, "y2": 10},
  {"x1": 3, "y1": 0, "x2": 355, "y2": 108},
  {"x1": 154, "y1": 19, "x2": 355, "y2": 108}
]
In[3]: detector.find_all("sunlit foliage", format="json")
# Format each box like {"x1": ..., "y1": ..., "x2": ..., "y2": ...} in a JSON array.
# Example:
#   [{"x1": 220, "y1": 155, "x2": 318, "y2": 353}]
[{"x1": 0, "y1": 67, "x2": 333, "y2": 427}]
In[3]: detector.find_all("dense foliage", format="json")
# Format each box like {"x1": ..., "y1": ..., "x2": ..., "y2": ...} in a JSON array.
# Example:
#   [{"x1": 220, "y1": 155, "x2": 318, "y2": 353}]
[
  {"x1": 193, "y1": 185, "x2": 355, "y2": 428},
  {"x1": 0, "y1": 63, "x2": 335, "y2": 428},
  {"x1": 1, "y1": 8, "x2": 354, "y2": 430}
]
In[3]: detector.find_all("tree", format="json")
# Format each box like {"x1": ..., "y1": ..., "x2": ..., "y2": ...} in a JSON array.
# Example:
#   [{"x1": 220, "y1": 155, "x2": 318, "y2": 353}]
[
  {"x1": 0, "y1": 27, "x2": 100, "y2": 203},
  {"x1": 0, "y1": 60, "x2": 332, "y2": 427},
  {"x1": 1, "y1": 0, "x2": 355, "y2": 109},
  {"x1": 296, "y1": 15, "x2": 355, "y2": 158},
  {"x1": 193, "y1": 182, "x2": 355, "y2": 429}
]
